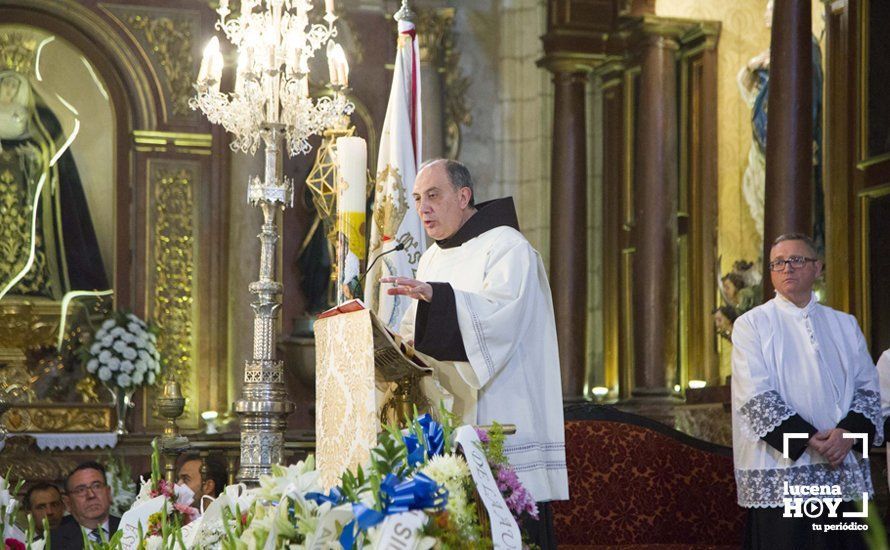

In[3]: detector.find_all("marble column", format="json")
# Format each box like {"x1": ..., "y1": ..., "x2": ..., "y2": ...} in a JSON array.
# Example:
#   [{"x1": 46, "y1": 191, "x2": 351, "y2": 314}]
[
  {"x1": 631, "y1": 34, "x2": 679, "y2": 401},
  {"x1": 762, "y1": 0, "x2": 813, "y2": 295},
  {"x1": 416, "y1": 7, "x2": 455, "y2": 161},
  {"x1": 543, "y1": 60, "x2": 590, "y2": 399}
]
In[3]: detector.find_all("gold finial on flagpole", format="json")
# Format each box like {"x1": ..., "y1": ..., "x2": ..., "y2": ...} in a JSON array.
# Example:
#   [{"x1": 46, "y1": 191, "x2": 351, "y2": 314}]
[{"x1": 394, "y1": 0, "x2": 414, "y2": 22}]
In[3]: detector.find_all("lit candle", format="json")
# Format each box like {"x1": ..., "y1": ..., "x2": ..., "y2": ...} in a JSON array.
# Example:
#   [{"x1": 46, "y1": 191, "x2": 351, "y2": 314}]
[
  {"x1": 325, "y1": 0, "x2": 335, "y2": 17},
  {"x1": 209, "y1": 42, "x2": 224, "y2": 92},
  {"x1": 338, "y1": 51, "x2": 349, "y2": 88},
  {"x1": 285, "y1": 29, "x2": 302, "y2": 74},
  {"x1": 235, "y1": 49, "x2": 250, "y2": 94},
  {"x1": 326, "y1": 42, "x2": 348, "y2": 87},
  {"x1": 218, "y1": 0, "x2": 229, "y2": 14},
  {"x1": 335, "y1": 135, "x2": 367, "y2": 303},
  {"x1": 336, "y1": 136, "x2": 367, "y2": 214},
  {"x1": 199, "y1": 37, "x2": 220, "y2": 84}
]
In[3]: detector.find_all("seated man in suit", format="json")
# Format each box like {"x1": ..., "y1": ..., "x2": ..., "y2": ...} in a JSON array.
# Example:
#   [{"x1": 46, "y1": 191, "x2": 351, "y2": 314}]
[
  {"x1": 23, "y1": 482, "x2": 65, "y2": 539},
  {"x1": 51, "y1": 461, "x2": 120, "y2": 548}
]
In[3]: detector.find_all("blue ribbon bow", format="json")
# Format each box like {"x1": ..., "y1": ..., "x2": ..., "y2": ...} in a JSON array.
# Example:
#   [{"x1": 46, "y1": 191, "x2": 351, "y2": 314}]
[
  {"x1": 338, "y1": 472, "x2": 448, "y2": 549},
  {"x1": 403, "y1": 414, "x2": 445, "y2": 466},
  {"x1": 305, "y1": 487, "x2": 346, "y2": 507}
]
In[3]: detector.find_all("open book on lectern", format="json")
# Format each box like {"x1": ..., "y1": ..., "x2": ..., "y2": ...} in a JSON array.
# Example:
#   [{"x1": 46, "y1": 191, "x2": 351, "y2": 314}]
[{"x1": 317, "y1": 298, "x2": 433, "y2": 382}]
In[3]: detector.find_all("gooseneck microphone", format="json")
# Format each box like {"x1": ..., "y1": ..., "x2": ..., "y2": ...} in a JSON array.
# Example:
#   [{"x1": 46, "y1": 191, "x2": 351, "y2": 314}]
[{"x1": 356, "y1": 242, "x2": 406, "y2": 296}]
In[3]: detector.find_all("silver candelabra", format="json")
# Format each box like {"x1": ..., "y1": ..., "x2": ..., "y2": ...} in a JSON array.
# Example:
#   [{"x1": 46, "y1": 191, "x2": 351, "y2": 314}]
[{"x1": 191, "y1": 0, "x2": 354, "y2": 484}]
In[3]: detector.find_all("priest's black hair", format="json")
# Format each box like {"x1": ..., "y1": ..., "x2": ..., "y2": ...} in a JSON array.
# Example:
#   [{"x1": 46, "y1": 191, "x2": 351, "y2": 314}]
[
  {"x1": 419, "y1": 158, "x2": 476, "y2": 207},
  {"x1": 443, "y1": 159, "x2": 475, "y2": 207}
]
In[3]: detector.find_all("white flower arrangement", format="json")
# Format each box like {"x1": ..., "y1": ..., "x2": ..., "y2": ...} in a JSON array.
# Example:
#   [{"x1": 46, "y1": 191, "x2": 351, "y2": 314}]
[
  {"x1": 0, "y1": 474, "x2": 26, "y2": 545},
  {"x1": 85, "y1": 312, "x2": 161, "y2": 391},
  {"x1": 421, "y1": 454, "x2": 474, "y2": 523}
]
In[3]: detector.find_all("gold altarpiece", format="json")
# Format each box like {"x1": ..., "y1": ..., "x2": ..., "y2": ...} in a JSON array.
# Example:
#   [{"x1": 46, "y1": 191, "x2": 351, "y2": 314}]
[{"x1": 0, "y1": 0, "x2": 230, "y2": 440}]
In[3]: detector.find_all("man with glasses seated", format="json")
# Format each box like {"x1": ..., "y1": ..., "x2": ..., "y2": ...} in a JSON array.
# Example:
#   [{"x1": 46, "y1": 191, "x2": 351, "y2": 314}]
[
  {"x1": 731, "y1": 233, "x2": 882, "y2": 549},
  {"x1": 50, "y1": 461, "x2": 120, "y2": 548}
]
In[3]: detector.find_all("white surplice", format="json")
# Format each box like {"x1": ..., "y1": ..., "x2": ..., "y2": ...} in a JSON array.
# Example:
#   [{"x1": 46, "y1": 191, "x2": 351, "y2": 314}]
[
  {"x1": 731, "y1": 293, "x2": 882, "y2": 508},
  {"x1": 876, "y1": 349, "x2": 890, "y2": 491},
  {"x1": 399, "y1": 224, "x2": 569, "y2": 502}
]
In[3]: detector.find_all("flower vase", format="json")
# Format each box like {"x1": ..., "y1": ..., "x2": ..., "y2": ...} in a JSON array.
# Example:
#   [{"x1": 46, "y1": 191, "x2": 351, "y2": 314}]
[{"x1": 110, "y1": 386, "x2": 136, "y2": 435}]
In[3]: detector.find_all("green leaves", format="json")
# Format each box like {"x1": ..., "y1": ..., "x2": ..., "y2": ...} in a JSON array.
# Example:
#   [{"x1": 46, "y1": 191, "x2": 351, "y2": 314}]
[
  {"x1": 373, "y1": 425, "x2": 409, "y2": 478},
  {"x1": 339, "y1": 464, "x2": 368, "y2": 503}
]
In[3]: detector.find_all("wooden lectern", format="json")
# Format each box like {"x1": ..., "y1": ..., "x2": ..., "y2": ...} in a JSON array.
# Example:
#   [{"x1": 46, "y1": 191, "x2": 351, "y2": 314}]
[{"x1": 314, "y1": 301, "x2": 441, "y2": 488}]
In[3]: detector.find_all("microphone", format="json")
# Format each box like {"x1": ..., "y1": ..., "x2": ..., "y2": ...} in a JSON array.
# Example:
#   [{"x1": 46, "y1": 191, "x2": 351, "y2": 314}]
[{"x1": 356, "y1": 242, "x2": 405, "y2": 296}]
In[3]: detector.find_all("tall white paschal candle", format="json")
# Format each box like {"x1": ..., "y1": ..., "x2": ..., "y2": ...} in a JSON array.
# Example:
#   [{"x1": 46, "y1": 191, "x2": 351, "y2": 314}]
[
  {"x1": 335, "y1": 136, "x2": 367, "y2": 304},
  {"x1": 336, "y1": 136, "x2": 366, "y2": 214}
]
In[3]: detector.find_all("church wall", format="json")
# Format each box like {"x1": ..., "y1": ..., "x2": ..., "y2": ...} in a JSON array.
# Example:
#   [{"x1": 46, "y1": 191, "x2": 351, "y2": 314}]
[
  {"x1": 454, "y1": 0, "x2": 553, "y2": 268},
  {"x1": 455, "y1": 0, "x2": 605, "y2": 391},
  {"x1": 655, "y1": 0, "x2": 824, "y2": 378}
]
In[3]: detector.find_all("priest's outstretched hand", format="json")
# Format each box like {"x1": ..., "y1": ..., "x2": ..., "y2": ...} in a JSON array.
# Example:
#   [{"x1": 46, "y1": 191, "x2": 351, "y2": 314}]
[
  {"x1": 808, "y1": 429, "x2": 854, "y2": 468},
  {"x1": 381, "y1": 276, "x2": 433, "y2": 303}
]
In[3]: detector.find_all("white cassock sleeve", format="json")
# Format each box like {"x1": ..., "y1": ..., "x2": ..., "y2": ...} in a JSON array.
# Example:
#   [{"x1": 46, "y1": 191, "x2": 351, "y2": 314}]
[
  {"x1": 731, "y1": 314, "x2": 804, "y2": 442},
  {"x1": 447, "y1": 239, "x2": 540, "y2": 390},
  {"x1": 878, "y1": 350, "x2": 890, "y2": 422},
  {"x1": 878, "y1": 349, "x2": 890, "y2": 488}
]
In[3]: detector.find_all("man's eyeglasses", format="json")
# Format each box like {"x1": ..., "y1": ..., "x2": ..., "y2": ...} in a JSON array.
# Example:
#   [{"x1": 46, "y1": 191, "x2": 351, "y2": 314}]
[
  {"x1": 768, "y1": 256, "x2": 819, "y2": 272},
  {"x1": 68, "y1": 481, "x2": 106, "y2": 497}
]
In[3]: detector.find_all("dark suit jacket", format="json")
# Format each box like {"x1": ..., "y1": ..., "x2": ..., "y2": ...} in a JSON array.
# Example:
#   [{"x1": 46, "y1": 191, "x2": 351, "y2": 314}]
[{"x1": 48, "y1": 515, "x2": 120, "y2": 549}]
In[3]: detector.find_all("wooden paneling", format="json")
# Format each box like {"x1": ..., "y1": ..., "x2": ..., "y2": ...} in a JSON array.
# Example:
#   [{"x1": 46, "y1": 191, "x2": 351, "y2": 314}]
[
  {"x1": 824, "y1": 0, "x2": 890, "y2": 355},
  {"x1": 678, "y1": 28, "x2": 719, "y2": 386},
  {"x1": 599, "y1": 62, "x2": 626, "y2": 397}
]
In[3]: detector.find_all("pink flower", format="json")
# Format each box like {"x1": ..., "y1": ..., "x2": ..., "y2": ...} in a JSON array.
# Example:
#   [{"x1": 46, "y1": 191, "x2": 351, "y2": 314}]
[
  {"x1": 173, "y1": 502, "x2": 199, "y2": 524},
  {"x1": 5, "y1": 538, "x2": 26, "y2": 550}
]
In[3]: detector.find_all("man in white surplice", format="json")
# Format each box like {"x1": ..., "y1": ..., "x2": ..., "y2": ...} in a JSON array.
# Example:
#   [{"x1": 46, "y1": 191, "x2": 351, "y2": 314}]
[
  {"x1": 732, "y1": 233, "x2": 882, "y2": 548},
  {"x1": 382, "y1": 159, "x2": 568, "y2": 506}
]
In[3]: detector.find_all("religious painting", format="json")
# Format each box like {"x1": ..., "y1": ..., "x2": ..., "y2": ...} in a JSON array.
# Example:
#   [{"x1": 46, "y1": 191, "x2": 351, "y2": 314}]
[{"x1": 0, "y1": 25, "x2": 115, "y2": 404}]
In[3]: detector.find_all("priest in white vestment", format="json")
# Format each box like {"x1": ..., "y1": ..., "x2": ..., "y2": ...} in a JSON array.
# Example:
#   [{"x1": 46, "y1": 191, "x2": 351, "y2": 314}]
[
  {"x1": 732, "y1": 233, "x2": 882, "y2": 549},
  {"x1": 382, "y1": 159, "x2": 569, "y2": 509}
]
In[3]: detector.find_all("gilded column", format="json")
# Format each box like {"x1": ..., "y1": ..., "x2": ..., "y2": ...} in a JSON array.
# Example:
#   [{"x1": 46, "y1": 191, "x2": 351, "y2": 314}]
[
  {"x1": 762, "y1": 0, "x2": 813, "y2": 296},
  {"x1": 631, "y1": 34, "x2": 680, "y2": 402},
  {"x1": 541, "y1": 59, "x2": 590, "y2": 399}
]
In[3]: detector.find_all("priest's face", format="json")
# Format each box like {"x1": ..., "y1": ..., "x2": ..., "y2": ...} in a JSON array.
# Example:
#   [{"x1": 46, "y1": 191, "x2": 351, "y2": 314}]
[
  {"x1": 769, "y1": 239, "x2": 822, "y2": 304},
  {"x1": 413, "y1": 161, "x2": 473, "y2": 241}
]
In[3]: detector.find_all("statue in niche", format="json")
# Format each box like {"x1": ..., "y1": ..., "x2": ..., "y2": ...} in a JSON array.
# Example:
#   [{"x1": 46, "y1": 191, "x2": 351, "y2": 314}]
[
  {"x1": 713, "y1": 259, "x2": 762, "y2": 341},
  {"x1": 737, "y1": 0, "x2": 824, "y2": 251},
  {"x1": 0, "y1": 67, "x2": 108, "y2": 299},
  {"x1": 0, "y1": 33, "x2": 111, "y2": 406}
]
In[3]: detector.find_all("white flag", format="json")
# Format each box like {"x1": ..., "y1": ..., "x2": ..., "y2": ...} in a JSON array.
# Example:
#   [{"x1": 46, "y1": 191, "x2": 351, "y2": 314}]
[{"x1": 364, "y1": 16, "x2": 426, "y2": 330}]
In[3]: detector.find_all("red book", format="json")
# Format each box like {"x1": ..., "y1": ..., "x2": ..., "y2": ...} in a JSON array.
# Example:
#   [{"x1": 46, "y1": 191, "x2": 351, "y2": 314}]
[{"x1": 316, "y1": 298, "x2": 367, "y2": 320}]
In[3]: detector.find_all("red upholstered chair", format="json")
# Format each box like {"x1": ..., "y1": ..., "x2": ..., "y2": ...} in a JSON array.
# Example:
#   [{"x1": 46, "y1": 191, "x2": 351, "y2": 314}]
[{"x1": 552, "y1": 404, "x2": 746, "y2": 549}]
